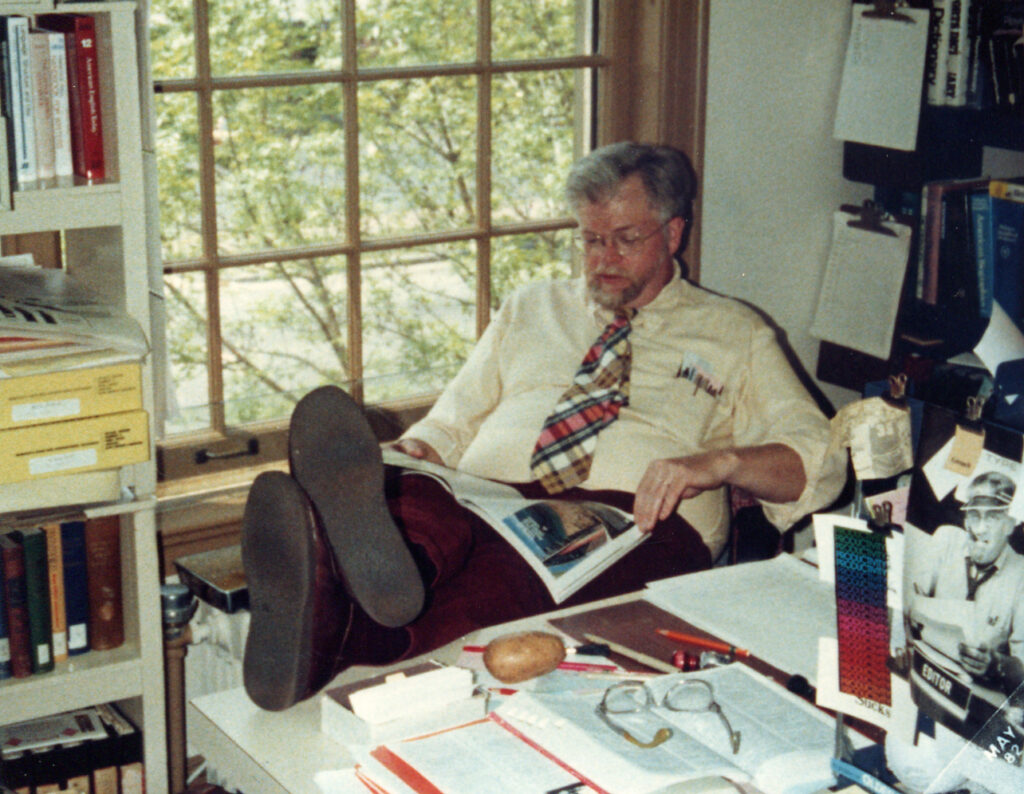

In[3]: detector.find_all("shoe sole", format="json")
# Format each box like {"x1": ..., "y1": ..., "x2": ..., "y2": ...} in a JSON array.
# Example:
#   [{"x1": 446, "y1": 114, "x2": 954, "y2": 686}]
[
  {"x1": 242, "y1": 471, "x2": 331, "y2": 711},
  {"x1": 289, "y1": 385, "x2": 425, "y2": 627}
]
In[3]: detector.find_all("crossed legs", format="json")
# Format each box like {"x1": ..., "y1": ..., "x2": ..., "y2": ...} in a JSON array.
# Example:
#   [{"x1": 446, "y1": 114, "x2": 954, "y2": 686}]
[{"x1": 241, "y1": 386, "x2": 712, "y2": 711}]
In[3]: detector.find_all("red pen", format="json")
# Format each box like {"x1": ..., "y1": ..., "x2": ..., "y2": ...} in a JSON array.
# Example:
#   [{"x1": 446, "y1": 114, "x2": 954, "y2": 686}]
[
  {"x1": 555, "y1": 660, "x2": 618, "y2": 673},
  {"x1": 461, "y1": 646, "x2": 617, "y2": 673},
  {"x1": 655, "y1": 629, "x2": 750, "y2": 659}
]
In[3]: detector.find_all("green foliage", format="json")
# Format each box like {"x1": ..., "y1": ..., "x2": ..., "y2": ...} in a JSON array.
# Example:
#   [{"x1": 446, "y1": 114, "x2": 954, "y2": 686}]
[{"x1": 149, "y1": 0, "x2": 585, "y2": 434}]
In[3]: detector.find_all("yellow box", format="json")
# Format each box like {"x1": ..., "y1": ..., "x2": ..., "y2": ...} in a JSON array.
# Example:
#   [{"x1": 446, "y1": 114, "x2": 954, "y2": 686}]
[
  {"x1": 0, "y1": 409, "x2": 150, "y2": 484},
  {"x1": 0, "y1": 363, "x2": 142, "y2": 430}
]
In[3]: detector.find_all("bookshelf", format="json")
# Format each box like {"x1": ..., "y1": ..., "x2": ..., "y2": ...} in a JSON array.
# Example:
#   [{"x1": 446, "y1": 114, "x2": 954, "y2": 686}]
[
  {"x1": 0, "y1": 3, "x2": 166, "y2": 793},
  {"x1": 819, "y1": 0, "x2": 1024, "y2": 395}
]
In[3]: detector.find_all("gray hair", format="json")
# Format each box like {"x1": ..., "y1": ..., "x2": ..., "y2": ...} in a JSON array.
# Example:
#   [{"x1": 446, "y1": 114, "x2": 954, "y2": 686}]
[{"x1": 566, "y1": 142, "x2": 697, "y2": 236}]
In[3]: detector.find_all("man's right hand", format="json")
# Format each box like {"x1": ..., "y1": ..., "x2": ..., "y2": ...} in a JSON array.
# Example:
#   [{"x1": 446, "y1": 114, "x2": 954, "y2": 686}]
[{"x1": 389, "y1": 438, "x2": 444, "y2": 466}]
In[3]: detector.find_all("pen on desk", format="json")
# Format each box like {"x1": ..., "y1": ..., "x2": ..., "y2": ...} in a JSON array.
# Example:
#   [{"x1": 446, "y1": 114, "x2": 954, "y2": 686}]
[
  {"x1": 830, "y1": 758, "x2": 902, "y2": 794},
  {"x1": 582, "y1": 633, "x2": 678, "y2": 674},
  {"x1": 556, "y1": 660, "x2": 618, "y2": 673},
  {"x1": 655, "y1": 628, "x2": 750, "y2": 659},
  {"x1": 462, "y1": 643, "x2": 610, "y2": 657}
]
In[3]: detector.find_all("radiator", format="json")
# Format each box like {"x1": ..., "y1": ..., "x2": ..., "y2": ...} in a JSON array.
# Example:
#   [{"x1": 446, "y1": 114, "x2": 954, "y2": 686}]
[{"x1": 184, "y1": 600, "x2": 250, "y2": 784}]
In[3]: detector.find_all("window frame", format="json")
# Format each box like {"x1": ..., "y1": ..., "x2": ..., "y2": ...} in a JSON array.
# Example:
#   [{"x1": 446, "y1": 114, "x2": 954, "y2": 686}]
[{"x1": 152, "y1": 0, "x2": 709, "y2": 486}]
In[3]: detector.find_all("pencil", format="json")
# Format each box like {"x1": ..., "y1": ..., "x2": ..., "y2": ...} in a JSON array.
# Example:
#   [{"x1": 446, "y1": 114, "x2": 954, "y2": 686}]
[
  {"x1": 582, "y1": 633, "x2": 678, "y2": 674},
  {"x1": 655, "y1": 628, "x2": 750, "y2": 658}
]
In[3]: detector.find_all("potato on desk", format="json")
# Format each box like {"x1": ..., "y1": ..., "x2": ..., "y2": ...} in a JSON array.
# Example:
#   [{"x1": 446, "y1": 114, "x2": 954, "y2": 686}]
[{"x1": 483, "y1": 630, "x2": 567, "y2": 683}]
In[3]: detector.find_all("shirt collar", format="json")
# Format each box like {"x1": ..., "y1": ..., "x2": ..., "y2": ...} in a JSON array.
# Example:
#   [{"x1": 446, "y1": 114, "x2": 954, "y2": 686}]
[
  {"x1": 964, "y1": 539, "x2": 1016, "y2": 577},
  {"x1": 587, "y1": 261, "x2": 692, "y2": 332}
]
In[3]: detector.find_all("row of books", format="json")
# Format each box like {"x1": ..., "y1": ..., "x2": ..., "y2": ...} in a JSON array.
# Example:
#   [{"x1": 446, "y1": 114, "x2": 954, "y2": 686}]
[
  {"x1": 924, "y1": 0, "x2": 1024, "y2": 112},
  {"x1": 0, "y1": 703, "x2": 143, "y2": 794},
  {"x1": 0, "y1": 515, "x2": 124, "y2": 681},
  {"x1": 1, "y1": 12, "x2": 105, "y2": 190},
  {"x1": 907, "y1": 176, "x2": 1024, "y2": 345}
]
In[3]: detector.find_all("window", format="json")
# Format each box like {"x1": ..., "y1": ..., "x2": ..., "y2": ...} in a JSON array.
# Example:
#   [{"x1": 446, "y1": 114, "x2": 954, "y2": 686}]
[{"x1": 148, "y1": 0, "x2": 603, "y2": 476}]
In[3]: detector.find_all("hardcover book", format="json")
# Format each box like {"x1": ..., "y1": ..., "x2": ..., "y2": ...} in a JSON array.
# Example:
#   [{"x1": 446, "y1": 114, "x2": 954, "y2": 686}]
[
  {"x1": 0, "y1": 546, "x2": 9, "y2": 680},
  {"x1": 84, "y1": 516, "x2": 123, "y2": 652},
  {"x1": 9, "y1": 527, "x2": 54, "y2": 674},
  {"x1": 2, "y1": 16, "x2": 37, "y2": 186},
  {"x1": 46, "y1": 30, "x2": 73, "y2": 179},
  {"x1": 925, "y1": 0, "x2": 952, "y2": 106},
  {"x1": 0, "y1": 532, "x2": 31, "y2": 678},
  {"x1": 59, "y1": 520, "x2": 89, "y2": 656},
  {"x1": 35, "y1": 13, "x2": 103, "y2": 181},
  {"x1": 27, "y1": 31, "x2": 55, "y2": 181},
  {"x1": 40, "y1": 522, "x2": 67, "y2": 662},
  {"x1": 989, "y1": 178, "x2": 1024, "y2": 333}
]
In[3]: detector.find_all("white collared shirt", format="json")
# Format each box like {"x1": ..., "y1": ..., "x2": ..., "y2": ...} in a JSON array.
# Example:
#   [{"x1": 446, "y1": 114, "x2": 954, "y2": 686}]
[{"x1": 405, "y1": 271, "x2": 845, "y2": 556}]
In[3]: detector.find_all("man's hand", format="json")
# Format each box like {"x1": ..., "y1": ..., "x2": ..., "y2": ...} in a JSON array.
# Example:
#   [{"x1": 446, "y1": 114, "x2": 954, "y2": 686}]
[
  {"x1": 389, "y1": 437, "x2": 444, "y2": 466},
  {"x1": 959, "y1": 642, "x2": 995, "y2": 678},
  {"x1": 633, "y1": 451, "x2": 738, "y2": 532},
  {"x1": 632, "y1": 443, "x2": 805, "y2": 532}
]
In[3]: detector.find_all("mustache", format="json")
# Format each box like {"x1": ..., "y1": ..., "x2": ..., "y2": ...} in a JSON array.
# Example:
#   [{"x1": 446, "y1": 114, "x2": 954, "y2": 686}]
[{"x1": 589, "y1": 267, "x2": 630, "y2": 279}]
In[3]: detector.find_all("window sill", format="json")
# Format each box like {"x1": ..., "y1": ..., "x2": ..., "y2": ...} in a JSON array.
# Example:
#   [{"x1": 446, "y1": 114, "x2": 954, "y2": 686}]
[{"x1": 155, "y1": 393, "x2": 436, "y2": 576}]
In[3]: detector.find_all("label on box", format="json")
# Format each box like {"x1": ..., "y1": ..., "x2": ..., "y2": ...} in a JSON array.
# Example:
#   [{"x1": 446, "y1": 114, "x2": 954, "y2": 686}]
[
  {"x1": 30, "y1": 448, "x2": 98, "y2": 475},
  {"x1": 11, "y1": 397, "x2": 81, "y2": 423}
]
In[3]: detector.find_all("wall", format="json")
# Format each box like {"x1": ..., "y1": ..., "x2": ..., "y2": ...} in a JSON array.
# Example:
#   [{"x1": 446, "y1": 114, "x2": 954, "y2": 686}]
[{"x1": 699, "y1": 0, "x2": 867, "y2": 412}]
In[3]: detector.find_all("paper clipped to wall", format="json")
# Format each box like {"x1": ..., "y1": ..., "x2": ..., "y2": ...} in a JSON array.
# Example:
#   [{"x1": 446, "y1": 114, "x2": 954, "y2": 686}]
[
  {"x1": 810, "y1": 210, "x2": 912, "y2": 360},
  {"x1": 833, "y1": 5, "x2": 930, "y2": 151}
]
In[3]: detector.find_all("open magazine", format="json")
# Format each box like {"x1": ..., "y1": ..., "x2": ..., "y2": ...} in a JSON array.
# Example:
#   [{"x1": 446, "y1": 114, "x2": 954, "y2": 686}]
[{"x1": 382, "y1": 449, "x2": 645, "y2": 603}]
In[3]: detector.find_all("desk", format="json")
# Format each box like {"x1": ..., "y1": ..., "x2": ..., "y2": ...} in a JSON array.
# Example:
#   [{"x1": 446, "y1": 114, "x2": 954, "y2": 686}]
[
  {"x1": 188, "y1": 594, "x2": 646, "y2": 794},
  {"x1": 187, "y1": 559, "x2": 839, "y2": 794}
]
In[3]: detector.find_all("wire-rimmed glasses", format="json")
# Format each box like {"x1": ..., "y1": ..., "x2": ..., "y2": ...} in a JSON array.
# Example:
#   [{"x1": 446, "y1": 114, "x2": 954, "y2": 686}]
[
  {"x1": 595, "y1": 678, "x2": 742, "y2": 753},
  {"x1": 574, "y1": 221, "x2": 670, "y2": 258}
]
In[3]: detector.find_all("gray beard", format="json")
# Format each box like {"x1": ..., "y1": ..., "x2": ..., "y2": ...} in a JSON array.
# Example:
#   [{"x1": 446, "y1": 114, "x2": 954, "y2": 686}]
[{"x1": 587, "y1": 277, "x2": 642, "y2": 310}]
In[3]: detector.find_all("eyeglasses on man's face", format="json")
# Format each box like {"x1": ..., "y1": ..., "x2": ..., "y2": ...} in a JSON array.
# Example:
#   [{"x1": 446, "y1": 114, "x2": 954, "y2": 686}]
[
  {"x1": 595, "y1": 678, "x2": 741, "y2": 753},
  {"x1": 575, "y1": 220, "x2": 670, "y2": 258}
]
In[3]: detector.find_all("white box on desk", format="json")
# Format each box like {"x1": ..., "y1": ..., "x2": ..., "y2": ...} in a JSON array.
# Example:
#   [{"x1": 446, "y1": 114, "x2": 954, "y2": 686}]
[{"x1": 320, "y1": 662, "x2": 486, "y2": 745}]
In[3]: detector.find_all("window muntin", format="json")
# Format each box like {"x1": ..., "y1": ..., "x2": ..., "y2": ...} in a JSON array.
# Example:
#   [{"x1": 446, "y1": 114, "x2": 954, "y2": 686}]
[{"x1": 150, "y1": 0, "x2": 598, "y2": 459}]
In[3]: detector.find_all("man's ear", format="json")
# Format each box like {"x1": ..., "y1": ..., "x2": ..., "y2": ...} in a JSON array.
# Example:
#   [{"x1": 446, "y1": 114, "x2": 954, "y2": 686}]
[{"x1": 666, "y1": 216, "x2": 686, "y2": 255}]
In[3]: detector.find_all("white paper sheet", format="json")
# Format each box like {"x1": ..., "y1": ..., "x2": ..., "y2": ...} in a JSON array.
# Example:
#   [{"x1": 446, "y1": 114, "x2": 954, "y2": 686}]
[
  {"x1": 644, "y1": 556, "x2": 834, "y2": 685},
  {"x1": 810, "y1": 212, "x2": 913, "y2": 360},
  {"x1": 974, "y1": 301, "x2": 1024, "y2": 380},
  {"x1": 833, "y1": 5, "x2": 931, "y2": 151}
]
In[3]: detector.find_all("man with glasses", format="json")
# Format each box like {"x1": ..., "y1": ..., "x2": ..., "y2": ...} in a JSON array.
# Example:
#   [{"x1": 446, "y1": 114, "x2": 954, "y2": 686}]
[
  {"x1": 908, "y1": 470, "x2": 1024, "y2": 695},
  {"x1": 241, "y1": 142, "x2": 845, "y2": 710}
]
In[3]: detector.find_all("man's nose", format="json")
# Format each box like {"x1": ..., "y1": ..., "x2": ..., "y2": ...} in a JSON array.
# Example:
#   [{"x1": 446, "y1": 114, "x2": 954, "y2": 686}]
[{"x1": 598, "y1": 242, "x2": 624, "y2": 265}]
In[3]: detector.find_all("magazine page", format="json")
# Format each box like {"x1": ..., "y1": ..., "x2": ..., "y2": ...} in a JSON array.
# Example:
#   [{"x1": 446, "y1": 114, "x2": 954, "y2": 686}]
[
  {"x1": 382, "y1": 450, "x2": 644, "y2": 602},
  {"x1": 899, "y1": 402, "x2": 1024, "y2": 792}
]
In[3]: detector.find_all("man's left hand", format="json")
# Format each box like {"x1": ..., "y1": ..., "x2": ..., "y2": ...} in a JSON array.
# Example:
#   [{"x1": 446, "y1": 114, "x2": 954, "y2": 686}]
[
  {"x1": 632, "y1": 443, "x2": 806, "y2": 532},
  {"x1": 633, "y1": 451, "x2": 738, "y2": 532}
]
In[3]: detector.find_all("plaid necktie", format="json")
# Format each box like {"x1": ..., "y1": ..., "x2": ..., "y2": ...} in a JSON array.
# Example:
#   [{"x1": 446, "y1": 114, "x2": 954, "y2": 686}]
[{"x1": 530, "y1": 310, "x2": 634, "y2": 494}]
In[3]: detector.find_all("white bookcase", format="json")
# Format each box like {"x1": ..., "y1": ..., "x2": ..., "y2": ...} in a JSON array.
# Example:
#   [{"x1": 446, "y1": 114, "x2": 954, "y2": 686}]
[{"x1": 0, "y1": 3, "x2": 166, "y2": 792}]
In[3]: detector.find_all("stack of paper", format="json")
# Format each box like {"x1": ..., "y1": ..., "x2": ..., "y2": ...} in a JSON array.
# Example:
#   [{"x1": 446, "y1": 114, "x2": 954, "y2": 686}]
[{"x1": 0, "y1": 261, "x2": 148, "y2": 377}]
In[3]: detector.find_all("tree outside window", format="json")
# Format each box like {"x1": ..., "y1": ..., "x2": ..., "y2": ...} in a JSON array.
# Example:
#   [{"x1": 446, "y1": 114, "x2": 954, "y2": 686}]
[{"x1": 149, "y1": 0, "x2": 597, "y2": 444}]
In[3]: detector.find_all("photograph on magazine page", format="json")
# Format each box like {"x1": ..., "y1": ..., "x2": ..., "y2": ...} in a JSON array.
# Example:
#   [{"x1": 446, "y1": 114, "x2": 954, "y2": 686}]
[{"x1": 902, "y1": 401, "x2": 1024, "y2": 775}]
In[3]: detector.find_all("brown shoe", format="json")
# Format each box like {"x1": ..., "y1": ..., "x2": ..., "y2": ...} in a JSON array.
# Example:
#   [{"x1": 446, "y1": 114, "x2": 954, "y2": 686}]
[
  {"x1": 241, "y1": 470, "x2": 349, "y2": 711},
  {"x1": 288, "y1": 385, "x2": 425, "y2": 628}
]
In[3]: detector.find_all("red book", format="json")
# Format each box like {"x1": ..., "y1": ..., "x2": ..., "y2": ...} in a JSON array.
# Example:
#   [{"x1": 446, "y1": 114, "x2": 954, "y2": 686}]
[
  {"x1": 84, "y1": 516, "x2": 123, "y2": 651},
  {"x1": 0, "y1": 532, "x2": 33, "y2": 678},
  {"x1": 35, "y1": 13, "x2": 104, "y2": 181}
]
